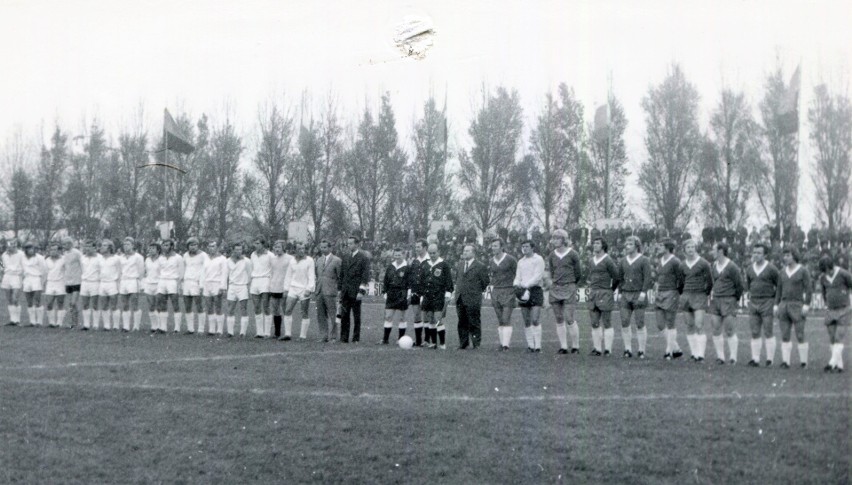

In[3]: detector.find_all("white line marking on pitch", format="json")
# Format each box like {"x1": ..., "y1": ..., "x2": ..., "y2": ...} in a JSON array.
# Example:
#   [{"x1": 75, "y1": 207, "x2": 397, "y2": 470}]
[
  {"x1": 0, "y1": 347, "x2": 371, "y2": 370},
  {"x1": 0, "y1": 377, "x2": 848, "y2": 402}
]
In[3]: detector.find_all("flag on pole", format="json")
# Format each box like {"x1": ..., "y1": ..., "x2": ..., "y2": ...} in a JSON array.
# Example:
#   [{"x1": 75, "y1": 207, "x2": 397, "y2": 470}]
[
  {"x1": 778, "y1": 65, "x2": 801, "y2": 135},
  {"x1": 593, "y1": 103, "x2": 609, "y2": 141},
  {"x1": 164, "y1": 108, "x2": 195, "y2": 154}
]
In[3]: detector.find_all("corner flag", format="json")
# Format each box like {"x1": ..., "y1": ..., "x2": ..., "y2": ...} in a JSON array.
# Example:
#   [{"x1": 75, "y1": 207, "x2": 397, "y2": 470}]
[{"x1": 164, "y1": 109, "x2": 195, "y2": 154}]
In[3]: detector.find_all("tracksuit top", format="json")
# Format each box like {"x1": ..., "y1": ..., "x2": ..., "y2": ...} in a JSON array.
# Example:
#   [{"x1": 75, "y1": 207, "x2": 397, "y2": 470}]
[
  {"x1": 618, "y1": 254, "x2": 653, "y2": 293},
  {"x1": 711, "y1": 260, "x2": 743, "y2": 300},
  {"x1": 775, "y1": 265, "x2": 812, "y2": 305},
  {"x1": 489, "y1": 254, "x2": 517, "y2": 289},
  {"x1": 586, "y1": 254, "x2": 620, "y2": 291},
  {"x1": 681, "y1": 257, "x2": 713, "y2": 295},
  {"x1": 820, "y1": 268, "x2": 852, "y2": 310},
  {"x1": 656, "y1": 255, "x2": 683, "y2": 292},
  {"x1": 746, "y1": 262, "x2": 780, "y2": 300},
  {"x1": 547, "y1": 249, "x2": 582, "y2": 287}
]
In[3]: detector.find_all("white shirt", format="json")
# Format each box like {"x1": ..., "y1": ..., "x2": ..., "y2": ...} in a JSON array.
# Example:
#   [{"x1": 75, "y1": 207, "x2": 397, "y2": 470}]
[
  {"x1": 144, "y1": 257, "x2": 160, "y2": 284},
  {"x1": 22, "y1": 254, "x2": 46, "y2": 278},
  {"x1": 158, "y1": 253, "x2": 184, "y2": 280},
  {"x1": 270, "y1": 254, "x2": 293, "y2": 293},
  {"x1": 287, "y1": 256, "x2": 316, "y2": 295},
  {"x1": 202, "y1": 254, "x2": 229, "y2": 291},
  {"x1": 228, "y1": 257, "x2": 252, "y2": 286},
  {"x1": 100, "y1": 254, "x2": 121, "y2": 283},
  {"x1": 120, "y1": 252, "x2": 145, "y2": 280},
  {"x1": 2, "y1": 251, "x2": 24, "y2": 276},
  {"x1": 45, "y1": 256, "x2": 65, "y2": 283},
  {"x1": 81, "y1": 254, "x2": 103, "y2": 282},
  {"x1": 183, "y1": 251, "x2": 208, "y2": 284},
  {"x1": 514, "y1": 254, "x2": 545, "y2": 288},
  {"x1": 251, "y1": 251, "x2": 272, "y2": 279}
]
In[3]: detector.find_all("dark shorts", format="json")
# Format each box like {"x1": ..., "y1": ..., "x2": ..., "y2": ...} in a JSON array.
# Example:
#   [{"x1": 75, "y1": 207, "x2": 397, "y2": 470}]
[
  {"x1": 384, "y1": 288, "x2": 409, "y2": 311},
  {"x1": 518, "y1": 286, "x2": 544, "y2": 308},
  {"x1": 655, "y1": 290, "x2": 679, "y2": 312},
  {"x1": 678, "y1": 292, "x2": 708, "y2": 312},
  {"x1": 409, "y1": 294, "x2": 421, "y2": 306},
  {"x1": 709, "y1": 297, "x2": 738, "y2": 318},
  {"x1": 748, "y1": 297, "x2": 774, "y2": 320},
  {"x1": 620, "y1": 291, "x2": 647, "y2": 310},
  {"x1": 549, "y1": 283, "x2": 578, "y2": 304},
  {"x1": 421, "y1": 294, "x2": 446, "y2": 313},
  {"x1": 777, "y1": 301, "x2": 804, "y2": 325},
  {"x1": 269, "y1": 292, "x2": 285, "y2": 300},
  {"x1": 65, "y1": 284, "x2": 81, "y2": 294},
  {"x1": 491, "y1": 287, "x2": 516, "y2": 308},
  {"x1": 825, "y1": 307, "x2": 851, "y2": 326},
  {"x1": 587, "y1": 288, "x2": 615, "y2": 312}
]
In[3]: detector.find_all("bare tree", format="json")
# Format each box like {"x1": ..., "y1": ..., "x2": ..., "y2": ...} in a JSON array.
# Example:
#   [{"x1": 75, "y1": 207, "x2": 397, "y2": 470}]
[
  {"x1": 638, "y1": 64, "x2": 703, "y2": 232},
  {"x1": 809, "y1": 83, "x2": 852, "y2": 235},
  {"x1": 204, "y1": 117, "x2": 244, "y2": 243},
  {"x1": 33, "y1": 127, "x2": 68, "y2": 244}
]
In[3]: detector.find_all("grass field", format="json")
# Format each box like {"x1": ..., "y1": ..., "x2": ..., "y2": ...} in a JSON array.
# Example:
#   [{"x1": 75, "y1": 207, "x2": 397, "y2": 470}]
[{"x1": 1, "y1": 297, "x2": 849, "y2": 484}]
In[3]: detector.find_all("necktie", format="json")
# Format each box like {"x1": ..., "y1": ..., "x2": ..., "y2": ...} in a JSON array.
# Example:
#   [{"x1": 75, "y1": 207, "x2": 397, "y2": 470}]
[{"x1": 465, "y1": 261, "x2": 470, "y2": 273}]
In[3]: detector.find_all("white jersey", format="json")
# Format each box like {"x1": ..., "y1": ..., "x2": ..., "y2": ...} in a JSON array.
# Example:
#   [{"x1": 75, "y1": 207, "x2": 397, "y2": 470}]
[
  {"x1": 250, "y1": 251, "x2": 272, "y2": 279},
  {"x1": 183, "y1": 251, "x2": 208, "y2": 284},
  {"x1": 45, "y1": 256, "x2": 65, "y2": 282},
  {"x1": 120, "y1": 252, "x2": 145, "y2": 280},
  {"x1": 144, "y1": 257, "x2": 160, "y2": 285},
  {"x1": 100, "y1": 255, "x2": 121, "y2": 283},
  {"x1": 228, "y1": 257, "x2": 252, "y2": 286},
  {"x1": 22, "y1": 254, "x2": 46, "y2": 278},
  {"x1": 270, "y1": 254, "x2": 293, "y2": 293},
  {"x1": 81, "y1": 254, "x2": 104, "y2": 282},
  {"x1": 158, "y1": 253, "x2": 184, "y2": 280},
  {"x1": 287, "y1": 256, "x2": 316, "y2": 295},
  {"x1": 202, "y1": 254, "x2": 229, "y2": 291},
  {"x1": 2, "y1": 251, "x2": 24, "y2": 277}
]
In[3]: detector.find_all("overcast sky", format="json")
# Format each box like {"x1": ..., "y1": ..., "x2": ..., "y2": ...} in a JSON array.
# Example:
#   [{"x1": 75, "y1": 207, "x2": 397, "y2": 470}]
[{"x1": 1, "y1": 0, "x2": 849, "y2": 230}]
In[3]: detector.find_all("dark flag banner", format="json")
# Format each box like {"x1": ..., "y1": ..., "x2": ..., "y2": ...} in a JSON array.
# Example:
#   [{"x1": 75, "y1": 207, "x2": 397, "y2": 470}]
[
  {"x1": 164, "y1": 108, "x2": 195, "y2": 154},
  {"x1": 778, "y1": 65, "x2": 800, "y2": 135}
]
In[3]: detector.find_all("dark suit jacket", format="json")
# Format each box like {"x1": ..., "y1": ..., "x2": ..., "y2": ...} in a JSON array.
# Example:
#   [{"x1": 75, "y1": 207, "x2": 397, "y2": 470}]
[
  {"x1": 339, "y1": 250, "x2": 371, "y2": 300},
  {"x1": 455, "y1": 259, "x2": 490, "y2": 307},
  {"x1": 315, "y1": 253, "x2": 342, "y2": 297}
]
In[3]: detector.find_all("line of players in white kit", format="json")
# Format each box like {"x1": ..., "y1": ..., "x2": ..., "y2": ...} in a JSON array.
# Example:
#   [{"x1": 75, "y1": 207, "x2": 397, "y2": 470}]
[{"x1": 1, "y1": 236, "x2": 319, "y2": 341}]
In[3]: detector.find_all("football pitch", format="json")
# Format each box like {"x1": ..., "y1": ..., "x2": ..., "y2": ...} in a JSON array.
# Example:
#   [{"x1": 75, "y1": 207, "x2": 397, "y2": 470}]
[{"x1": 1, "y1": 301, "x2": 848, "y2": 484}]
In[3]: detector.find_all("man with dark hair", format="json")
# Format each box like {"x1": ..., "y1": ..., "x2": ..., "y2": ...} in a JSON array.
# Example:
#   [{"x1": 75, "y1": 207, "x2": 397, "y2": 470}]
[
  {"x1": 202, "y1": 240, "x2": 228, "y2": 336},
  {"x1": 339, "y1": 235, "x2": 370, "y2": 343},
  {"x1": 144, "y1": 242, "x2": 162, "y2": 332},
  {"x1": 43, "y1": 241, "x2": 66, "y2": 328},
  {"x1": 226, "y1": 241, "x2": 253, "y2": 337},
  {"x1": 98, "y1": 239, "x2": 121, "y2": 330},
  {"x1": 654, "y1": 239, "x2": 684, "y2": 360},
  {"x1": 181, "y1": 237, "x2": 208, "y2": 334},
  {"x1": 409, "y1": 239, "x2": 430, "y2": 346},
  {"x1": 281, "y1": 242, "x2": 315, "y2": 341},
  {"x1": 119, "y1": 237, "x2": 145, "y2": 332},
  {"x1": 489, "y1": 238, "x2": 517, "y2": 351},
  {"x1": 709, "y1": 242, "x2": 744, "y2": 364},
  {"x1": 547, "y1": 229, "x2": 582, "y2": 353},
  {"x1": 269, "y1": 240, "x2": 292, "y2": 338},
  {"x1": 818, "y1": 256, "x2": 851, "y2": 372},
  {"x1": 514, "y1": 240, "x2": 545, "y2": 352},
  {"x1": 420, "y1": 243, "x2": 453, "y2": 349},
  {"x1": 250, "y1": 238, "x2": 272, "y2": 338},
  {"x1": 586, "y1": 237, "x2": 620, "y2": 356},
  {"x1": 62, "y1": 237, "x2": 82, "y2": 329},
  {"x1": 380, "y1": 248, "x2": 415, "y2": 344},
  {"x1": 618, "y1": 236, "x2": 652, "y2": 358},
  {"x1": 775, "y1": 247, "x2": 812, "y2": 368},
  {"x1": 679, "y1": 239, "x2": 713, "y2": 361},
  {"x1": 79, "y1": 239, "x2": 103, "y2": 330},
  {"x1": 157, "y1": 239, "x2": 184, "y2": 333},
  {"x1": 454, "y1": 244, "x2": 490, "y2": 349},
  {"x1": 314, "y1": 239, "x2": 341, "y2": 343},
  {"x1": 745, "y1": 243, "x2": 780, "y2": 366}
]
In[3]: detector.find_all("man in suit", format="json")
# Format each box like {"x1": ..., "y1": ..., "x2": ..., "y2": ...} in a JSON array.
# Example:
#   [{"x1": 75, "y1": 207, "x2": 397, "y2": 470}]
[
  {"x1": 454, "y1": 244, "x2": 490, "y2": 349},
  {"x1": 314, "y1": 239, "x2": 342, "y2": 343},
  {"x1": 339, "y1": 235, "x2": 371, "y2": 343}
]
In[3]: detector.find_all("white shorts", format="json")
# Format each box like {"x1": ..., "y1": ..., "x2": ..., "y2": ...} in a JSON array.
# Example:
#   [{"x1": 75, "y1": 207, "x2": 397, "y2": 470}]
[
  {"x1": 99, "y1": 281, "x2": 118, "y2": 296},
  {"x1": 287, "y1": 287, "x2": 311, "y2": 300},
  {"x1": 157, "y1": 279, "x2": 178, "y2": 295},
  {"x1": 203, "y1": 282, "x2": 223, "y2": 297},
  {"x1": 182, "y1": 279, "x2": 201, "y2": 296},
  {"x1": 227, "y1": 284, "x2": 249, "y2": 302},
  {"x1": 119, "y1": 279, "x2": 140, "y2": 295},
  {"x1": 80, "y1": 281, "x2": 100, "y2": 297},
  {"x1": 22, "y1": 276, "x2": 43, "y2": 293},
  {"x1": 45, "y1": 281, "x2": 66, "y2": 296},
  {"x1": 144, "y1": 281, "x2": 158, "y2": 296},
  {"x1": 1, "y1": 274, "x2": 23, "y2": 290},
  {"x1": 250, "y1": 277, "x2": 270, "y2": 295}
]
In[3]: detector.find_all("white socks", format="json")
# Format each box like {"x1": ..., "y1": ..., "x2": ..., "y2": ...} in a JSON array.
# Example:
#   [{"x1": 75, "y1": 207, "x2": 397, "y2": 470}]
[
  {"x1": 265, "y1": 315, "x2": 273, "y2": 337},
  {"x1": 255, "y1": 314, "x2": 264, "y2": 337},
  {"x1": 498, "y1": 326, "x2": 513, "y2": 347},
  {"x1": 300, "y1": 318, "x2": 310, "y2": 339},
  {"x1": 568, "y1": 322, "x2": 580, "y2": 349},
  {"x1": 226, "y1": 316, "x2": 235, "y2": 335},
  {"x1": 524, "y1": 326, "x2": 534, "y2": 349},
  {"x1": 603, "y1": 328, "x2": 614, "y2": 352},
  {"x1": 239, "y1": 316, "x2": 247, "y2": 336},
  {"x1": 622, "y1": 326, "x2": 633, "y2": 353},
  {"x1": 798, "y1": 342, "x2": 808, "y2": 366},
  {"x1": 765, "y1": 337, "x2": 776, "y2": 363},
  {"x1": 284, "y1": 316, "x2": 292, "y2": 337},
  {"x1": 27, "y1": 307, "x2": 35, "y2": 325},
  {"x1": 695, "y1": 334, "x2": 706, "y2": 359},
  {"x1": 216, "y1": 314, "x2": 224, "y2": 334},
  {"x1": 751, "y1": 338, "x2": 761, "y2": 361},
  {"x1": 670, "y1": 329, "x2": 681, "y2": 352},
  {"x1": 532, "y1": 325, "x2": 542, "y2": 349},
  {"x1": 713, "y1": 335, "x2": 725, "y2": 360},
  {"x1": 556, "y1": 323, "x2": 567, "y2": 349},
  {"x1": 637, "y1": 327, "x2": 647, "y2": 352},
  {"x1": 591, "y1": 327, "x2": 603, "y2": 352},
  {"x1": 830, "y1": 343, "x2": 844, "y2": 369},
  {"x1": 781, "y1": 341, "x2": 792, "y2": 364},
  {"x1": 158, "y1": 312, "x2": 168, "y2": 332},
  {"x1": 664, "y1": 329, "x2": 673, "y2": 353},
  {"x1": 727, "y1": 335, "x2": 738, "y2": 363}
]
